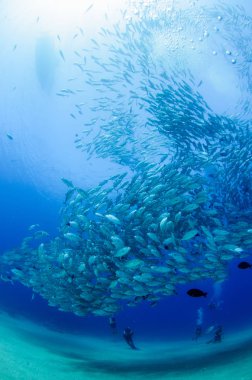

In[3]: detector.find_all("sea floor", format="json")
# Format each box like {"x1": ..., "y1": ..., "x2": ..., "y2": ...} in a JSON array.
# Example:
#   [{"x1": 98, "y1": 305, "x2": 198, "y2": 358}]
[{"x1": 0, "y1": 312, "x2": 252, "y2": 380}]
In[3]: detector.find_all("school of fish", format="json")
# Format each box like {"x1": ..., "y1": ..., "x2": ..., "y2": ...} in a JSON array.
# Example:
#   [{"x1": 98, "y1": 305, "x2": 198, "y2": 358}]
[{"x1": 0, "y1": 1, "x2": 251, "y2": 317}]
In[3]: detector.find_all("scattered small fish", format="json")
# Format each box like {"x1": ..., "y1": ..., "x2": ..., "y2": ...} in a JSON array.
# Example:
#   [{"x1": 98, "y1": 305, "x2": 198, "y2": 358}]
[
  {"x1": 85, "y1": 4, "x2": 94, "y2": 13},
  {"x1": 59, "y1": 49, "x2": 65, "y2": 61}
]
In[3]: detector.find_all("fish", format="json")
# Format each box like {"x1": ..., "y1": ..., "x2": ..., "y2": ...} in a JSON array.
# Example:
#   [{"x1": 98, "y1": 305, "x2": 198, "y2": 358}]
[
  {"x1": 61, "y1": 178, "x2": 74, "y2": 188},
  {"x1": 59, "y1": 49, "x2": 65, "y2": 61},
  {"x1": 105, "y1": 214, "x2": 121, "y2": 225},
  {"x1": 182, "y1": 229, "x2": 199, "y2": 241},
  {"x1": 238, "y1": 261, "x2": 252, "y2": 269},
  {"x1": 28, "y1": 224, "x2": 40, "y2": 231},
  {"x1": 147, "y1": 232, "x2": 159, "y2": 243},
  {"x1": 111, "y1": 235, "x2": 124, "y2": 249},
  {"x1": 84, "y1": 4, "x2": 94, "y2": 13},
  {"x1": 114, "y1": 247, "x2": 131, "y2": 258},
  {"x1": 63, "y1": 233, "x2": 81, "y2": 243},
  {"x1": 0, "y1": 2, "x2": 251, "y2": 319},
  {"x1": 187, "y1": 289, "x2": 208, "y2": 298}
]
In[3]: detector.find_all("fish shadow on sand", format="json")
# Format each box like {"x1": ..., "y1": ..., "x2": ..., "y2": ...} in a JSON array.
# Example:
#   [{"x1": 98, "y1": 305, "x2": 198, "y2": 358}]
[
  {"x1": 12, "y1": 322, "x2": 93, "y2": 361},
  {"x1": 69, "y1": 338, "x2": 252, "y2": 376},
  {"x1": 11, "y1": 319, "x2": 252, "y2": 377}
]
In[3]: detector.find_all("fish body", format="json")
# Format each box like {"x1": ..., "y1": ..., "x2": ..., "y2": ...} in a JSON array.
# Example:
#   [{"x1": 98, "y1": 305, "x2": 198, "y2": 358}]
[
  {"x1": 238, "y1": 261, "x2": 252, "y2": 269},
  {"x1": 187, "y1": 289, "x2": 207, "y2": 298}
]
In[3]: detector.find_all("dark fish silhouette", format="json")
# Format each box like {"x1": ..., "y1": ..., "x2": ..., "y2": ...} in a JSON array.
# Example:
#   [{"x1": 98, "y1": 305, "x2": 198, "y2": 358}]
[
  {"x1": 238, "y1": 261, "x2": 252, "y2": 269},
  {"x1": 187, "y1": 288, "x2": 207, "y2": 298}
]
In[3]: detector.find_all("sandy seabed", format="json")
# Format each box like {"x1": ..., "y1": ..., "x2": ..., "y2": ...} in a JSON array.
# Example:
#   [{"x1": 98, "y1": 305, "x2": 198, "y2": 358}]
[{"x1": 0, "y1": 312, "x2": 252, "y2": 380}]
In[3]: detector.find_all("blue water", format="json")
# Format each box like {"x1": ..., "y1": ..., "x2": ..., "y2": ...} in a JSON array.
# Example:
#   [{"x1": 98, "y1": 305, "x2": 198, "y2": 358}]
[
  {"x1": 0, "y1": 0, "x2": 251, "y2": 361},
  {"x1": 0, "y1": 180, "x2": 251, "y2": 340}
]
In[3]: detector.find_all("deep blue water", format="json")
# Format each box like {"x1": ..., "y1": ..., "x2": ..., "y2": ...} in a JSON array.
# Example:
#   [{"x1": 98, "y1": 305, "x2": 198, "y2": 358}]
[
  {"x1": 0, "y1": 0, "x2": 251, "y2": 351},
  {"x1": 1, "y1": 180, "x2": 252, "y2": 342}
]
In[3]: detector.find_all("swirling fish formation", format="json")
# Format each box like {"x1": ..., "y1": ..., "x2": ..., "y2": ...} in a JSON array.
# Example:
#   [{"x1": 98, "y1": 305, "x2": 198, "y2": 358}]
[{"x1": 0, "y1": 1, "x2": 251, "y2": 316}]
